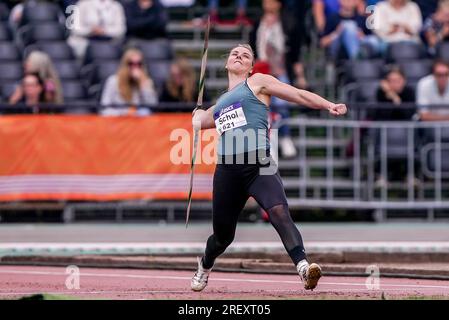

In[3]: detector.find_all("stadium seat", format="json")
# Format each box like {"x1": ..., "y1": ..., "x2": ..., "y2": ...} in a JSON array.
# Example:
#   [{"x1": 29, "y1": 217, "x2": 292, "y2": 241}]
[
  {"x1": 0, "y1": 23, "x2": 11, "y2": 41},
  {"x1": 422, "y1": 147, "x2": 449, "y2": 178},
  {"x1": 147, "y1": 60, "x2": 171, "y2": 93},
  {"x1": 54, "y1": 61, "x2": 81, "y2": 80},
  {"x1": 374, "y1": 127, "x2": 413, "y2": 160},
  {"x1": 29, "y1": 42, "x2": 75, "y2": 61},
  {"x1": 386, "y1": 42, "x2": 425, "y2": 63},
  {"x1": 0, "y1": 3, "x2": 9, "y2": 21},
  {"x1": 20, "y1": 23, "x2": 66, "y2": 46},
  {"x1": 420, "y1": 127, "x2": 449, "y2": 144},
  {"x1": 436, "y1": 42, "x2": 449, "y2": 62},
  {"x1": 398, "y1": 60, "x2": 432, "y2": 82},
  {"x1": 0, "y1": 81, "x2": 19, "y2": 102},
  {"x1": 135, "y1": 39, "x2": 174, "y2": 60},
  {"x1": 21, "y1": 2, "x2": 63, "y2": 24},
  {"x1": 62, "y1": 81, "x2": 88, "y2": 102},
  {"x1": 346, "y1": 80, "x2": 379, "y2": 103},
  {"x1": 0, "y1": 63, "x2": 23, "y2": 81},
  {"x1": 344, "y1": 60, "x2": 383, "y2": 84},
  {"x1": 95, "y1": 60, "x2": 120, "y2": 84},
  {"x1": 84, "y1": 41, "x2": 122, "y2": 65},
  {"x1": 0, "y1": 43, "x2": 20, "y2": 62}
]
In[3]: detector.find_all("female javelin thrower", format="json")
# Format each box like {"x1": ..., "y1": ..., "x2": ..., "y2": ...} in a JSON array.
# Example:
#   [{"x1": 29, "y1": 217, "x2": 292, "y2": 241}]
[{"x1": 191, "y1": 44, "x2": 347, "y2": 291}]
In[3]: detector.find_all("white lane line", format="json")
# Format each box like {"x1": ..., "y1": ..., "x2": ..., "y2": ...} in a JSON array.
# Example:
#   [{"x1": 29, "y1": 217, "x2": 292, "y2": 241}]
[
  {"x1": 0, "y1": 288, "x2": 435, "y2": 296},
  {"x1": 1, "y1": 241, "x2": 449, "y2": 250},
  {"x1": 0, "y1": 269, "x2": 448, "y2": 291}
]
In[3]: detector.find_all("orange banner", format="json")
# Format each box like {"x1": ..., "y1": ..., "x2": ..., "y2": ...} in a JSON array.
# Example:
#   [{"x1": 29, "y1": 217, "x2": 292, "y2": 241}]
[{"x1": 0, "y1": 114, "x2": 217, "y2": 201}]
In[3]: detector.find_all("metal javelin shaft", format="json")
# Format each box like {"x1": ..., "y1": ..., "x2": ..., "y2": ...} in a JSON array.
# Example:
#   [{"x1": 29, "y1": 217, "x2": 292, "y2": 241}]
[{"x1": 186, "y1": 16, "x2": 210, "y2": 228}]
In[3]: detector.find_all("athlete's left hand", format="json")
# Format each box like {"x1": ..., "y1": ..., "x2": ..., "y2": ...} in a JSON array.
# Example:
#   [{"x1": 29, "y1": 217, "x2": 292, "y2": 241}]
[{"x1": 327, "y1": 103, "x2": 347, "y2": 116}]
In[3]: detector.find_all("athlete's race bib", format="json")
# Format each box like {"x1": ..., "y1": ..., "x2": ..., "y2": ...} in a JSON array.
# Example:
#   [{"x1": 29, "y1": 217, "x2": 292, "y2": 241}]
[{"x1": 214, "y1": 102, "x2": 247, "y2": 135}]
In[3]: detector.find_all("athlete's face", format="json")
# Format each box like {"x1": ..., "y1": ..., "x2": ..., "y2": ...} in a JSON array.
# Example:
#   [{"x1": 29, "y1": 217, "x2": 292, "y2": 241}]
[{"x1": 226, "y1": 46, "x2": 254, "y2": 75}]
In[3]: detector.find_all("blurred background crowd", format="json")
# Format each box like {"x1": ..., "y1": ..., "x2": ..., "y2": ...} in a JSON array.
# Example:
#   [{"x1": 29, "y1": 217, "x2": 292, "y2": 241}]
[{"x1": 0, "y1": 0, "x2": 448, "y2": 160}]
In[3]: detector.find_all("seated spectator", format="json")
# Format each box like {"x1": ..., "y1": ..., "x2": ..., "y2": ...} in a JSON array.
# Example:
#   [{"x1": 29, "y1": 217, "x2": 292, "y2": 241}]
[
  {"x1": 67, "y1": 0, "x2": 126, "y2": 60},
  {"x1": 377, "y1": 67, "x2": 416, "y2": 105},
  {"x1": 100, "y1": 48, "x2": 158, "y2": 116},
  {"x1": 369, "y1": 67, "x2": 417, "y2": 186},
  {"x1": 312, "y1": 0, "x2": 365, "y2": 33},
  {"x1": 124, "y1": 0, "x2": 168, "y2": 40},
  {"x1": 417, "y1": 60, "x2": 449, "y2": 120},
  {"x1": 368, "y1": 66, "x2": 416, "y2": 120},
  {"x1": 423, "y1": 0, "x2": 449, "y2": 55},
  {"x1": 10, "y1": 73, "x2": 46, "y2": 113},
  {"x1": 160, "y1": 58, "x2": 208, "y2": 105},
  {"x1": 319, "y1": 0, "x2": 374, "y2": 60},
  {"x1": 9, "y1": 51, "x2": 63, "y2": 104},
  {"x1": 372, "y1": 0, "x2": 423, "y2": 52}
]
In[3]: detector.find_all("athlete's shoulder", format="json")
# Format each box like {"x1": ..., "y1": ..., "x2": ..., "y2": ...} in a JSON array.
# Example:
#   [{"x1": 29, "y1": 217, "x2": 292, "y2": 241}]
[{"x1": 248, "y1": 73, "x2": 278, "y2": 86}]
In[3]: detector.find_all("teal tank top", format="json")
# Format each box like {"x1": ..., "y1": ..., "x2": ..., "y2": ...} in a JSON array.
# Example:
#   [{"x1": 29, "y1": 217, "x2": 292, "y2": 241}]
[{"x1": 213, "y1": 79, "x2": 270, "y2": 156}]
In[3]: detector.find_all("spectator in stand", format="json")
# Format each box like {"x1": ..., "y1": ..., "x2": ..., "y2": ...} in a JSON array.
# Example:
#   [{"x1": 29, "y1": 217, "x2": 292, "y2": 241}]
[
  {"x1": 160, "y1": 58, "x2": 208, "y2": 105},
  {"x1": 319, "y1": 0, "x2": 375, "y2": 60},
  {"x1": 67, "y1": 0, "x2": 126, "y2": 60},
  {"x1": 423, "y1": 0, "x2": 449, "y2": 55},
  {"x1": 9, "y1": 51, "x2": 64, "y2": 104},
  {"x1": 100, "y1": 48, "x2": 158, "y2": 116},
  {"x1": 9, "y1": 73, "x2": 46, "y2": 113},
  {"x1": 281, "y1": 0, "x2": 309, "y2": 90},
  {"x1": 369, "y1": 66, "x2": 416, "y2": 120},
  {"x1": 372, "y1": 0, "x2": 423, "y2": 53},
  {"x1": 312, "y1": 0, "x2": 366, "y2": 33},
  {"x1": 369, "y1": 68, "x2": 417, "y2": 187},
  {"x1": 250, "y1": 0, "x2": 298, "y2": 158},
  {"x1": 417, "y1": 60, "x2": 449, "y2": 120},
  {"x1": 124, "y1": 0, "x2": 168, "y2": 40}
]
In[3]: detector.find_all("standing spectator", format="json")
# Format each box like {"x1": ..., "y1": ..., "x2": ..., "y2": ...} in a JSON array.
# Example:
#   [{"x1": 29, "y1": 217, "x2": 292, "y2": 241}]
[
  {"x1": 250, "y1": 0, "x2": 298, "y2": 158},
  {"x1": 9, "y1": 51, "x2": 63, "y2": 104},
  {"x1": 417, "y1": 60, "x2": 449, "y2": 120},
  {"x1": 67, "y1": 0, "x2": 126, "y2": 60},
  {"x1": 100, "y1": 48, "x2": 158, "y2": 115},
  {"x1": 319, "y1": 0, "x2": 373, "y2": 60},
  {"x1": 9, "y1": 73, "x2": 46, "y2": 113},
  {"x1": 372, "y1": 0, "x2": 423, "y2": 51},
  {"x1": 281, "y1": 0, "x2": 309, "y2": 89},
  {"x1": 160, "y1": 58, "x2": 208, "y2": 104},
  {"x1": 124, "y1": 0, "x2": 168, "y2": 40},
  {"x1": 423, "y1": 0, "x2": 449, "y2": 55}
]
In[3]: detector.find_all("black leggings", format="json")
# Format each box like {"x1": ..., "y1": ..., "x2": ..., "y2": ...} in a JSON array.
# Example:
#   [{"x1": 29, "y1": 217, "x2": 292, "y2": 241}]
[{"x1": 202, "y1": 157, "x2": 307, "y2": 269}]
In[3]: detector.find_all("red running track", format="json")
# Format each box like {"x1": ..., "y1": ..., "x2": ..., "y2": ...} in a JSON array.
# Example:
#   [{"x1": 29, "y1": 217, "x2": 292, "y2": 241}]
[{"x1": 0, "y1": 266, "x2": 448, "y2": 300}]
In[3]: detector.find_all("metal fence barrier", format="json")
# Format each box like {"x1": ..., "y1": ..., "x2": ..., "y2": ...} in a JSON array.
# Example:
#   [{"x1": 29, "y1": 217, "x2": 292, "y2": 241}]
[{"x1": 277, "y1": 116, "x2": 449, "y2": 221}]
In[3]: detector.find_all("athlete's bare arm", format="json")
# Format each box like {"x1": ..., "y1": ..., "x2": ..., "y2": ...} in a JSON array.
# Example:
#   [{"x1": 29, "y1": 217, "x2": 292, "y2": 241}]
[
  {"x1": 249, "y1": 73, "x2": 347, "y2": 116},
  {"x1": 192, "y1": 106, "x2": 216, "y2": 130}
]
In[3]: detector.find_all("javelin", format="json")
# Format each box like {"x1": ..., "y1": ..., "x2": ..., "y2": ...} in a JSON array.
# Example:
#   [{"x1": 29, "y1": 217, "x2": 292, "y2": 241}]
[{"x1": 186, "y1": 16, "x2": 211, "y2": 228}]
